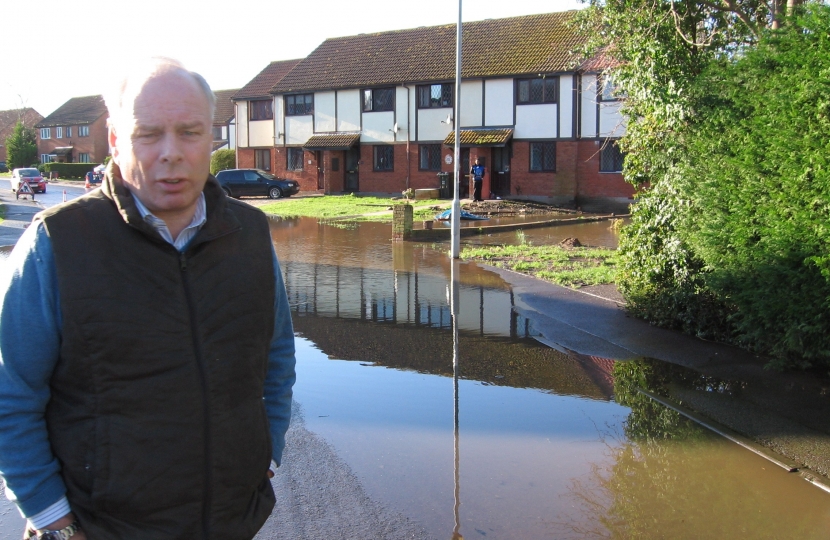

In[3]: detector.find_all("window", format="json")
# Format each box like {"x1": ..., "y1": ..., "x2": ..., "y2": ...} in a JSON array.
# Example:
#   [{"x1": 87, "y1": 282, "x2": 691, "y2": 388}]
[
  {"x1": 79, "y1": 153, "x2": 90, "y2": 163},
  {"x1": 285, "y1": 94, "x2": 313, "y2": 116},
  {"x1": 530, "y1": 142, "x2": 556, "y2": 171},
  {"x1": 363, "y1": 88, "x2": 395, "y2": 112},
  {"x1": 212, "y1": 126, "x2": 224, "y2": 140},
  {"x1": 56, "y1": 127, "x2": 63, "y2": 139},
  {"x1": 417, "y1": 84, "x2": 453, "y2": 109},
  {"x1": 373, "y1": 146, "x2": 394, "y2": 171},
  {"x1": 419, "y1": 144, "x2": 442, "y2": 171},
  {"x1": 331, "y1": 157, "x2": 339, "y2": 172},
  {"x1": 65, "y1": 126, "x2": 72, "y2": 137},
  {"x1": 255, "y1": 149, "x2": 271, "y2": 171},
  {"x1": 287, "y1": 148, "x2": 304, "y2": 171},
  {"x1": 40, "y1": 154, "x2": 52, "y2": 163},
  {"x1": 40, "y1": 128, "x2": 50, "y2": 139},
  {"x1": 516, "y1": 78, "x2": 558, "y2": 104},
  {"x1": 250, "y1": 100, "x2": 273, "y2": 121},
  {"x1": 600, "y1": 141, "x2": 625, "y2": 172},
  {"x1": 600, "y1": 75, "x2": 626, "y2": 101},
  {"x1": 79, "y1": 125, "x2": 89, "y2": 137}
]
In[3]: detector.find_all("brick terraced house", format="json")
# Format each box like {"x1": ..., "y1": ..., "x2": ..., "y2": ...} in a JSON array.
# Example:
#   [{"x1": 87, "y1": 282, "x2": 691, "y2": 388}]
[
  {"x1": 235, "y1": 11, "x2": 632, "y2": 212},
  {"x1": 212, "y1": 89, "x2": 238, "y2": 152},
  {"x1": 36, "y1": 95, "x2": 109, "y2": 164},
  {"x1": 233, "y1": 59, "x2": 302, "y2": 172}
]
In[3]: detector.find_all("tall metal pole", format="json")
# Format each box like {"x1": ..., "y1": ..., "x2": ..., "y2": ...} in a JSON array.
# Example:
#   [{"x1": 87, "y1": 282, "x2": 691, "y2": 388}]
[{"x1": 450, "y1": 0, "x2": 462, "y2": 259}]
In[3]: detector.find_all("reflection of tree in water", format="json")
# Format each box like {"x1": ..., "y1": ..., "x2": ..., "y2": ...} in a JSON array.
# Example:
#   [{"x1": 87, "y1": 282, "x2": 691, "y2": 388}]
[{"x1": 552, "y1": 358, "x2": 822, "y2": 539}]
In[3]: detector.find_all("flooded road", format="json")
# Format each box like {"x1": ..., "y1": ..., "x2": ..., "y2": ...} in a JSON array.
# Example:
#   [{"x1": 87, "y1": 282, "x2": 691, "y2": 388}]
[{"x1": 270, "y1": 216, "x2": 830, "y2": 539}]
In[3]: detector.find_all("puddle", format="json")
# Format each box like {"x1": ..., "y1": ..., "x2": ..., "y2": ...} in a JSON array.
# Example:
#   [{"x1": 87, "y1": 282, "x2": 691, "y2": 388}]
[{"x1": 271, "y1": 217, "x2": 830, "y2": 539}]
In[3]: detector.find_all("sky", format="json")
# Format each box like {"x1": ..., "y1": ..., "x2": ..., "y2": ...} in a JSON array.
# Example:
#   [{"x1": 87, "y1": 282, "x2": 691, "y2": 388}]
[{"x1": 2, "y1": 0, "x2": 584, "y2": 117}]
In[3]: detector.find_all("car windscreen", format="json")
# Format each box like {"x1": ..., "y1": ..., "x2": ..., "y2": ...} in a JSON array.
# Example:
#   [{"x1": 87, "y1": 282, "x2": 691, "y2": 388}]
[{"x1": 20, "y1": 169, "x2": 39, "y2": 177}]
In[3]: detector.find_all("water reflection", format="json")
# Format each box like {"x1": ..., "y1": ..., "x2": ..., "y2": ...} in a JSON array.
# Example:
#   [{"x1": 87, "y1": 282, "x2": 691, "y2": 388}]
[{"x1": 271, "y1": 217, "x2": 830, "y2": 539}]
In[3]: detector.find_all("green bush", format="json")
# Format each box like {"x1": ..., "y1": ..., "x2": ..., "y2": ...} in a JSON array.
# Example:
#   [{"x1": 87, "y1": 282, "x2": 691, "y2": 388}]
[
  {"x1": 677, "y1": 7, "x2": 830, "y2": 369},
  {"x1": 40, "y1": 163, "x2": 98, "y2": 179},
  {"x1": 210, "y1": 149, "x2": 236, "y2": 175}
]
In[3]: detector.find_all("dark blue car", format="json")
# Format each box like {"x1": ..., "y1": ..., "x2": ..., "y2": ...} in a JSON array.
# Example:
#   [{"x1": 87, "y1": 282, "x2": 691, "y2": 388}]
[{"x1": 215, "y1": 169, "x2": 299, "y2": 199}]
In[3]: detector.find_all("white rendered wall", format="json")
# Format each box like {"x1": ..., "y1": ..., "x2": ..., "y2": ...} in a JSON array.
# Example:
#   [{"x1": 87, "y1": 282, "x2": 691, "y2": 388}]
[
  {"x1": 229, "y1": 121, "x2": 236, "y2": 150},
  {"x1": 315, "y1": 91, "x2": 337, "y2": 133},
  {"x1": 559, "y1": 75, "x2": 573, "y2": 138},
  {"x1": 484, "y1": 79, "x2": 513, "y2": 126},
  {"x1": 236, "y1": 102, "x2": 248, "y2": 147},
  {"x1": 599, "y1": 100, "x2": 627, "y2": 137},
  {"x1": 285, "y1": 116, "x2": 313, "y2": 146},
  {"x1": 460, "y1": 80, "x2": 483, "y2": 127},
  {"x1": 274, "y1": 96, "x2": 285, "y2": 145},
  {"x1": 393, "y1": 87, "x2": 410, "y2": 142},
  {"x1": 418, "y1": 108, "x2": 453, "y2": 141},
  {"x1": 337, "y1": 90, "x2": 361, "y2": 132},
  {"x1": 249, "y1": 120, "x2": 273, "y2": 147},
  {"x1": 580, "y1": 74, "x2": 598, "y2": 138},
  {"x1": 361, "y1": 111, "x2": 395, "y2": 143},
  {"x1": 515, "y1": 104, "x2": 557, "y2": 139}
]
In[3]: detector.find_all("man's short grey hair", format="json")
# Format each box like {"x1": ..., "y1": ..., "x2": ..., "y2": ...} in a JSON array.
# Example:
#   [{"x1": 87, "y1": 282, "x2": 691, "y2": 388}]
[{"x1": 105, "y1": 57, "x2": 216, "y2": 130}]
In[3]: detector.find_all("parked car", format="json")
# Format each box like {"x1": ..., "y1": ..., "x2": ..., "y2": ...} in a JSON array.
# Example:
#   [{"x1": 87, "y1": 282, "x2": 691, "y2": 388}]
[
  {"x1": 0, "y1": 161, "x2": 8, "y2": 173},
  {"x1": 215, "y1": 169, "x2": 299, "y2": 199},
  {"x1": 11, "y1": 168, "x2": 46, "y2": 193}
]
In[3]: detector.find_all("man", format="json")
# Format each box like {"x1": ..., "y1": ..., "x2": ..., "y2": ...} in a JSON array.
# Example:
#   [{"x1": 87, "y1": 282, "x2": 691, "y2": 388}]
[
  {"x1": 470, "y1": 157, "x2": 485, "y2": 202},
  {"x1": 0, "y1": 58, "x2": 296, "y2": 540}
]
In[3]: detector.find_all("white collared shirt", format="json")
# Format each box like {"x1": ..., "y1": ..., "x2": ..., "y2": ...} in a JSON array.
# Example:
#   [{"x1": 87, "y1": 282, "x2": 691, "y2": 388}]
[{"x1": 132, "y1": 193, "x2": 208, "y2": 251}]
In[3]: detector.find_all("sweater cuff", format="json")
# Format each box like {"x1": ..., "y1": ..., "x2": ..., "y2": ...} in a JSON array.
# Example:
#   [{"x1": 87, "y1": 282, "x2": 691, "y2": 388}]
[{"x1": 27, "y1": 497, "x2": 71, "y2": 529}]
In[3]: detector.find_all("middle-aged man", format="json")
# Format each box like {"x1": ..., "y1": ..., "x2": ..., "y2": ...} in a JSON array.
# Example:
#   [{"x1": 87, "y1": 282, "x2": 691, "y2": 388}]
[{"x1": 0, "y1": 58, "x2": 296, "y2": 540}]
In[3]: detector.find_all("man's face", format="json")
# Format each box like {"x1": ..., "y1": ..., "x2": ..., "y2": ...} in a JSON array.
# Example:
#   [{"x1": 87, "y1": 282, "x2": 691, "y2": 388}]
[{"x1": 110, "y1": 70, "x2": 212, "y2": 223}]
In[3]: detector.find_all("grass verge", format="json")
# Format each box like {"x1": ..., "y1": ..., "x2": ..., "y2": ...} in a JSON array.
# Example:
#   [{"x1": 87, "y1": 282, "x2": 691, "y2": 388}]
[
  {"x1": 259, "y1": 194, "x2": 446, "y2": 222},
  {"x1": 461, "y1": 242, "x2": 618, "y2": 289}
]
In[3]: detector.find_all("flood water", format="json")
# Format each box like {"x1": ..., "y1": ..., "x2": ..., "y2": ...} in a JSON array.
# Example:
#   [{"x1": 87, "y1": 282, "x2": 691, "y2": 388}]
[{"x1": 270, "y1": 216, "x2": 830, "y2": 539}]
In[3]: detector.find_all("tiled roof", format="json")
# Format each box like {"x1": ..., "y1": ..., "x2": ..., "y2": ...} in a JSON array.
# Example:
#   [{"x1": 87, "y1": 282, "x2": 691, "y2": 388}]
[
  {"x1": 579, "y1": 47, "x2": 621, "y2": 72},
  {"x1": 273, "y1": 11, "x2": 586, "y2": 94},
  {"x1": 233, "y1": 59, "x2": 302, "y2": 100},
  {"x1": 0, "y1": 108, "x2": 43, "y2": 138},
  {"x1": 213, "y1": 89, "x2": 238, "y2": 124},
  {"x1": 303, "y1": 133, "x2": 361, "y2": 151},
  {"x1": 37, "y1": 95, "x2": 107, "y2": 127},
  {"x1": 444, "y1": 128, "x2": 513, "y2": 147}
]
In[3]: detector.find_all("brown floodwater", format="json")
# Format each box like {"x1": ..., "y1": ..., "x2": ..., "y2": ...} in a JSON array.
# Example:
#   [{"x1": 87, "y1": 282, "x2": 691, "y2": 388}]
[{"x1": 270, "y1": 216, "x2": 830, "y2": 539}]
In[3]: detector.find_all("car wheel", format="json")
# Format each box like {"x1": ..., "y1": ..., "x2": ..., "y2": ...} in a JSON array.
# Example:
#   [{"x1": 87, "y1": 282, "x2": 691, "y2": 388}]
[
  {"x1": 222, "y1": 187, "x2": 233, "y2": 198},
  {"x1": 269, "y1": 187, "x2": 283, "y2": 199}
]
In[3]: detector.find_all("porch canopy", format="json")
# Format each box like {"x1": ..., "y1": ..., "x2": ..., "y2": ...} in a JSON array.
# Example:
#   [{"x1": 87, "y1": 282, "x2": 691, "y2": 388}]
[
  {"x1": 443, "y1": 128, "x2": 513, "y2": 147},
  {"x1": 303, "y1": 133, "x2": 361, "y2": 151},
  {"x1": 51, "y1": 146, "x2": 74, "y2": 155}
]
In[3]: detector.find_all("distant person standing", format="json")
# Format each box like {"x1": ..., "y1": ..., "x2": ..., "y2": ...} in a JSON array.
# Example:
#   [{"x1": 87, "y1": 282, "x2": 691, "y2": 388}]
[{"x1": 470, "y1": 158, "x2": 485, "y2": 202}]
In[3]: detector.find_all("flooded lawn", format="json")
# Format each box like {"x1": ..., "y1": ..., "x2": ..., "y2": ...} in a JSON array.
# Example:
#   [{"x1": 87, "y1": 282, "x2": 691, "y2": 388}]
[{"x1": 271, "y1": 217, "x2": 830, "y2": 539}]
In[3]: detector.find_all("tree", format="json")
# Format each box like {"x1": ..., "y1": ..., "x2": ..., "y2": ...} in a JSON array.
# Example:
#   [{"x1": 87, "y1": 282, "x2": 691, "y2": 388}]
[
  {"x1": 5, "y1": 121, "x2": 37, "y2": 169},
  {"x1": 210, "y1": 149, "x2": 236, "y2": 175}
]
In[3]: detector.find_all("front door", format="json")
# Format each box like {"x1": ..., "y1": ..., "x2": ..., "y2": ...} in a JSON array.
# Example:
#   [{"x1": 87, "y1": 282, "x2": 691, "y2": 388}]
[
  {"x1": 460, "y1": 148, "x2": 470, "y2": 199},
  {"x1": 345, "y1": 146, "x2": 360, "y2": 192},
  {"x1": 316, "y1": 151, "x2": 324, "y2": 190},
  {"x1": 491, "y1": 146, "x2": 511, "y2": 197}
]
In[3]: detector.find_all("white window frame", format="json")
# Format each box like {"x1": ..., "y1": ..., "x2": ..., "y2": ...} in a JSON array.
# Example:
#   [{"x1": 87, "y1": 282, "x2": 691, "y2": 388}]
[
  {"x1": 40, "y1": 128, "x2": 51, "y2": 139},
  {"x1": 79, "y1": 125, "x2": 90, "y2": 137},
  {"x1": 79, "y1": 153, "x2": 90, "y2": 163},
  {"x1": 41, "y1": 154, "x2": 52, "y2": 163},
  {"x1": 56, "y1": 127, "x2": 63, "y2": 139}
]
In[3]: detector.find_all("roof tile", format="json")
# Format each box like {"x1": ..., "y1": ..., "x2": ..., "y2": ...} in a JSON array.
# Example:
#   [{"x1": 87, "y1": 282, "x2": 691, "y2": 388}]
[
  {"x1": 273, "y1": 11, "x2": 586, "y2": 94},
  {"x1": 37, "y1": 95, "x2": 107, "y2": 127},
  {"x1": 213, "y1": 89, "x2": 238, "y2": 124},
  {"x1": 233, "y1": 59, "x2": 302, "y2": 100}
]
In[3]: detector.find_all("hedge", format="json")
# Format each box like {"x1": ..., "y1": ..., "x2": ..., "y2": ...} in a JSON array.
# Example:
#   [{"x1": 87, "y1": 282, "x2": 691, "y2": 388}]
[{"x1": 40, "y1": 163, "x2": 100, "y2": 179}]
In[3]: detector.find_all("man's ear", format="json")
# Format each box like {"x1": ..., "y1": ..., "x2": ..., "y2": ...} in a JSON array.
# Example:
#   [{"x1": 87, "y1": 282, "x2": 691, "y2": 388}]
[{"x1": 108, "y1": 123, "x2": 120, "y2": 163}]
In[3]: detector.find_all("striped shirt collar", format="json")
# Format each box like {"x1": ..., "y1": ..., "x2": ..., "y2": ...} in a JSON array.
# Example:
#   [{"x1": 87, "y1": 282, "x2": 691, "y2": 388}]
[{"x1": 132, "y1": 193, "x2": 207, "y2": 251}]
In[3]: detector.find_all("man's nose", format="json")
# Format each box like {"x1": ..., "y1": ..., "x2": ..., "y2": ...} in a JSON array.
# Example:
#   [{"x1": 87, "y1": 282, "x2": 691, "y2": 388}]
[{"x1": 159, "y1": 133, "x2": 184, "y2": 163}]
